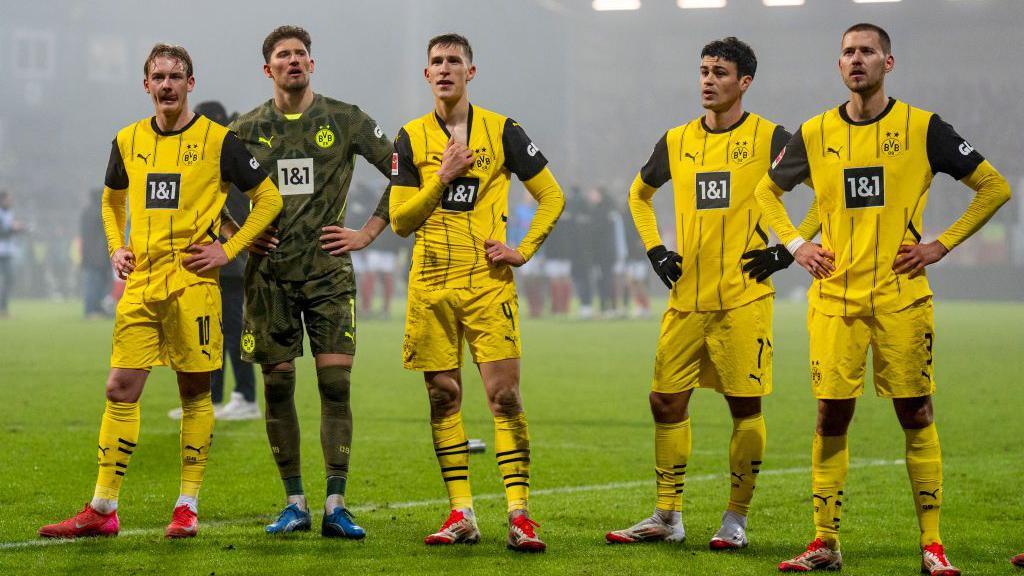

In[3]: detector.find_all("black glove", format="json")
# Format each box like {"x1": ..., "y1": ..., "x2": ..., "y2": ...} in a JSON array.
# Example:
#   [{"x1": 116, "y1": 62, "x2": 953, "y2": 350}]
[
  {"x1": 647, "y1": 245, "x2": 682, "y2": 289},
  {"x1": 742, "y1": 244, "x2": 795, "y2": 282}
]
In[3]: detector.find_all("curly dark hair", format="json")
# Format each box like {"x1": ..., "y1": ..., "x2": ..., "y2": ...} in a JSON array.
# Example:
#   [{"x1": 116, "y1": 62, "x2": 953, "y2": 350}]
[{"x1": 700, "y1": 37, "x2": 757, "y2": 80}]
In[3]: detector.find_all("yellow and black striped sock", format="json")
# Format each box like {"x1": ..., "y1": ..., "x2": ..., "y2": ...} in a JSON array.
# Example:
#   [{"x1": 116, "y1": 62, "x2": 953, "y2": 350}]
[
  {"x1": 494, "y1": 413, "x2": 531, "y2": 512},
  {"x1": 905, "y1": 423, "x2": 943, "y2": 547},
  {"x1": 93, "y1": 401, "x2": 140, "y2": 501},
  {"x1": 432, "y1": 411, "x2": 472, "y2": 510},
  {"x1": 812, "y1": 433, "x2": 848, "y2": 550},
  {"x1": 728, "y1": 413, "x2": 766, "y2": 516},
  {"x1": 654, "y1": 419, "x2": 691, "y2": 513},
  {"x1": 179, "y1": 391, "x2": 215, "y2": 498}
]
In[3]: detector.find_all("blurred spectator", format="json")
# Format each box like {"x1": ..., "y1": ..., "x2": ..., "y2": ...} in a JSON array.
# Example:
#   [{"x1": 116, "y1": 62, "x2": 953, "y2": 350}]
[
  {"x1": 80, "y1": 189, "x2": 112, "y2": 318},
  {"x1": 0, "y1": 191, "x2": 25, "y2": 317}
]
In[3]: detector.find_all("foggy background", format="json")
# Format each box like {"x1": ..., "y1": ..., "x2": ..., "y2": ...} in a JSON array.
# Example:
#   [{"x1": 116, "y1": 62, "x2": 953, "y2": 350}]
[{"x1": 1, "y1": 0, "x2": 1021, "y2": 309}]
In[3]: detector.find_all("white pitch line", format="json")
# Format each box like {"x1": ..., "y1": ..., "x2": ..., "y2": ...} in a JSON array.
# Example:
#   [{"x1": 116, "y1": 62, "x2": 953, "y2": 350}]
[{"x1": 0, "y1": 458, "x2": 902, "y2": 550}]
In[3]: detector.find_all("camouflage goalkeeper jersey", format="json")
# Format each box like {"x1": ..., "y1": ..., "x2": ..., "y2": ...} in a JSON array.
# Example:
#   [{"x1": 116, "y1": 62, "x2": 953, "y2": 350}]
[{"x1": 231, "y1": 94, "x2": 392, "y2": 281}]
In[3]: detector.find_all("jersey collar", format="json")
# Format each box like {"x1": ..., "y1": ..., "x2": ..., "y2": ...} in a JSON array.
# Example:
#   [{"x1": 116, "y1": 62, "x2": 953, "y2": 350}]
[
  {"x1": 838, "y1": 97, "x2": 896, "y2": 126},
  {"x1": 434, "y1": 103, "x2": 474, "y2": 143},
  {"x1": 700, "y1": 111, "x2": 749, "y2": 134},
  {"x1": 150, "y1": 113, "x2": 201, "y2": 136}
]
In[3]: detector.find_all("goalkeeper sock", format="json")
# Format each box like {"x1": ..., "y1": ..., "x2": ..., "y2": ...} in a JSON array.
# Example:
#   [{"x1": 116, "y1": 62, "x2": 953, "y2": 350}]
[
  {"x1": 812, "y1": 433, "x2": 848, "y2": 550},
  {"x1": 494, "y1": 412, "x2": 531, "y2": 513},
  {"x1": 92, "y1": 400, "x2": 141, "y2": 511},
  {"x1": 905, "y1": 423, "x2": 943, "y2": 547},
  {"x1": 727, "y1": 413, "x2": 766, "y2": 516},
  {"x1": 179, "y1": 391, "x2": 214, "y2": 498},
  {"x1": 264, "y1": 369, "x2": 303, "y2": 497},
  {"x1": 654, "y1": 418, "x2": 691, "y2": 513},
  {"x1": 432, "y1": 411, "x2": 473, "y2": 510}
]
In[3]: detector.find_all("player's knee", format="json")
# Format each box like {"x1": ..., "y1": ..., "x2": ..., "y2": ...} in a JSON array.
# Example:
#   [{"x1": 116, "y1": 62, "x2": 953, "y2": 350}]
[
  {"x1": 317, "y1": 365, "x2": 351, "y2": 403},
  {"x1": 894, "y1": 396, "x2": 933, "y2": 429},
  {"x1": 816, "y1": 400, "x2": 855, "y2": 436},
  {"x1": 726, "y1": 395, "x2": 762, "y2": 419},
  {"x1": 105, "y1": 372, "x2": 144, "y2": 403},
  {"x1": 264, "y1": 369, "x2": 296, "y2": 404},
  {"x1": 649, "y1": 391, "x2": 688, "y2": 423},
  {"x1": 425, "y1": 376, "x2": 461, "y2": 414},
  {"x1": 488, "y1": 385, "x2": 523, "y2": 417}
]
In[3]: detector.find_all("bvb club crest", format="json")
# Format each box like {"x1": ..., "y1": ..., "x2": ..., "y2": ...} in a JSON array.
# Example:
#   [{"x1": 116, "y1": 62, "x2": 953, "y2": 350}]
[
  {"x1": 731, "y1": 140, "x2": 750, "y2": 164},
  {"x1": 241, "y1": 331, "x2": 256, "y2": 354},
  {"x1": 315, "y1": 125, "x2": 335, "y2": 148},
  {"x1": 181, "y1": 143, "x2": 199, "y2": 166},
  {"x1": 882, "y1": 131, "x2": 902, "y2": 157},
  {"x1": 473, "y1": 147, "x2": 493, "y2": 171}
]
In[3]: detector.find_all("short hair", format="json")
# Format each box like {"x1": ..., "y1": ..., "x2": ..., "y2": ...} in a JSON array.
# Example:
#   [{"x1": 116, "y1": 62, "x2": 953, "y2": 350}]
[
  {"x1": 700, "y1": 37, "x2": 757, "y2": 80},
  {"x1": 262, "y1": 25, "x2": 312, "y2": 63},
  {"x1": 428, "y1": 33, "x2": 473, "y2": 63},
  {"x1": 144, "y1": 43, "x2": 193, "y2": 78},
  {"x1": 843, "y1": 23, "x2": 891, "y2": 55}
]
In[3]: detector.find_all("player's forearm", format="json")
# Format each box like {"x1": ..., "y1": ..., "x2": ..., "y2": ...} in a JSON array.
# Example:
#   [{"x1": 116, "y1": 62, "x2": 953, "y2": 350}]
[
  {"x1": 754, "y1": 175, "x2": 801, "y2": 250},
  {"x1": 220, "y1": 206, "x2": 239, "y2": 239},
  {"x1": 371, "y1": 185, "x2": 390, "y2": 223},
  {"x1": 360, "y1": 215, "x2": 388, "y2": 243},
  {"x1": 936, "y1": 160, "x2": 1012, "y2": 251},
  {"x1": 516, "y1": 167, "x2": 565, "y2": 261},
  {"x1": 223, "y1": 176, "x2": 282, "y2": 260},
  {"x1": 101, "y1": 186, "x2": 127, "y2": 257},
  {"x1": 389, "y1": 176, "x2": 446, "y2": 237},
  {"x1": 628, "y1": 173, "x2": 663, "y2": 251},
  {"x1": 795, "y1": 196, "x2": 821, "y2": 242}
]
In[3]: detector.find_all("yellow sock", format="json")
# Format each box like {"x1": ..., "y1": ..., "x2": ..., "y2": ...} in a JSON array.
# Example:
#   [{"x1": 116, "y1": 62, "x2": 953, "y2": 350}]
[
  {"x1": 432, "y1": 411, "x2": 472, "y2": 510},
  {"x1": 654, "y1": 419, "x2": 691, "y2": 512},
  {"x1": 812, "y1": 434, "x2": 848, "y2": 549},
  {"x1": 728, "y1": 413, "x2": 766, "y2": 516},
  {"x1": 179, "y1": 392, "x2": 215, "y2": 498},
  {"x1": 494, "y1": 412, "x2": 531, "y2": 512},
  {"x1": 93, "y1": 401, "x2": 140, "y2": 501},
  {"x1": 905, "y1": 423, "x2": 943, "y2": 547}
]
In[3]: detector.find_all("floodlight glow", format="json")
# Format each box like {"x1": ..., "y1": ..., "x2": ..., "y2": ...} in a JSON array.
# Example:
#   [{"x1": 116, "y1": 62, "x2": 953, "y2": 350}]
[
  {"x1": 763, "y1": 0, "x2": 804, "y2": 5},
  {"x1": 677, "y1": 0, "x2": 727, "y2": 8},
  {"x1": 852, "y1": 0, "x2": 901, "y2": 3},
  {"x1": 592, "y1": 0, "x2": 641, "y2": 10}
]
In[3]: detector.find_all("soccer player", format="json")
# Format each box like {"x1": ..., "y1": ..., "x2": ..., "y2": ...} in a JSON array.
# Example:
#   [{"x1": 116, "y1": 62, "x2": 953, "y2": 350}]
[
  {"x1": 230, "y1": 26, "x2": 394, "y2": 538},
  {"x1": 605, "y1": 37, "x2": 816, "y2": 549},
  {"x1": 756, "y1": 24, "x2": 1011, "y2": 574},
  {"x1": 389, "y1": 33, "x2": 564, "y2": 552},
  {"x1": 38, "y1": 43, "x2": 282, "y2": 539}
]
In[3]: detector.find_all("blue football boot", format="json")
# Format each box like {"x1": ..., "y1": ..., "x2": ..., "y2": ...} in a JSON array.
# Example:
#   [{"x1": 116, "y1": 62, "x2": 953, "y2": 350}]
[
  {"x1": 322, "y1": 507, "x2": 366, "y2": 539},
  {"x1": 265, "y1": 503, "x2": 311, "y2": 534}
]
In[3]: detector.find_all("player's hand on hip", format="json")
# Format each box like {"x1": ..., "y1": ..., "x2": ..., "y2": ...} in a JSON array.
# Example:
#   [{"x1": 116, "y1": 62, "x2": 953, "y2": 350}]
[
  {"x1": 646, "y1": 245, "x2": 683, "y2": 289},
  {"x1": 893, "y1": 241, "x2": 948, "y2": 279},
  {"x1": 248, "y1": 226, "x2": 279, "y2": 256},
  {"x1": 111, "y1": 247, "x2": 135, "y2": 280},
  {"x1": 742, "y1": 244, "x2": 795, "y2": 282},
  {"x1": 320, "y1": 225, "x2": 370, "y2": 255},
  {"x1": 183, "y1": 241, "x2": 229, "y2": 273},
  {"x1": 484, "y1": 239, "x2": 526, "y2": 267},
  {"x1": 793, "y1": 243, "x2": 835, "y2": 279},
  {"x1": 437, "y1": 138, "x2": 474, "y2": 185}
]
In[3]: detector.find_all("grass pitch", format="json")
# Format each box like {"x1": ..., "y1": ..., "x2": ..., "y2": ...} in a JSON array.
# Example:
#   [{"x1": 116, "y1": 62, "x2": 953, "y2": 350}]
[{"x1": 0, "y1": 298, "x2": 1021, "y2": 575}]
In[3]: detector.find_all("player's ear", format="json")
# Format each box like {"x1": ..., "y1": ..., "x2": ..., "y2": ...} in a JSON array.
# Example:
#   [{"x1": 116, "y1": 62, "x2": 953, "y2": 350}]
[
  {"x1": 424, "y1": 67, "x2": 430, "y2": 83},
  {"x1": 263, "y1": 63, "x2": 273, "y2": 80},
  {"x1": 186, "y1": 75, "x2": 195, "y2": 93},
  {"x1": 739, "y1": 75, "x2": 753, "y2": 92},
  {"x1": 143, "y1": 77, "x2": 151, "y2": 93},
  {"x1": 466, "y1": 63, "x2": 477, "y2": 82},
  {"x1": 308, "y1": 58, "x2": 315, "y2": 75},
  {"x1": 884, "y1": 53, "x2": 895, "y2": 73}
]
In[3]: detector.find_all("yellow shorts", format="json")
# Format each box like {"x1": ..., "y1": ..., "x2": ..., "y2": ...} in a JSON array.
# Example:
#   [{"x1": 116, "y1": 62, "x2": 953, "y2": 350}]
[
  {"x1": 111, "y1": 283, "x2": 223, "y2": 372},
  {"x1": 808, "y1": 298, "x2": 935, "y2": 399},
  {"x1": 403, "y1": 282, "x2": 520, "y2": 371},
  {"x1": 652, "y1": 296, "x2": 773, "y2": 396}
]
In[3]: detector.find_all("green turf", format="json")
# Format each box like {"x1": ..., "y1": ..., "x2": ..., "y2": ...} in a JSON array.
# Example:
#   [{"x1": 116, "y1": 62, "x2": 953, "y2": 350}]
[{"x1": 0, "y1": 299, "x2": 1021, "y2": 575}]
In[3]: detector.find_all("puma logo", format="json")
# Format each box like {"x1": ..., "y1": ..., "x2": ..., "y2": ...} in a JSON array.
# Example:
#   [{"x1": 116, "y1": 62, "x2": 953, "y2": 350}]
[
  {"x1": 98, "y1": 445, "x2": 109, "y2": 456},
  {"x1": 748, "y1": 373, "x2": 762, "y2": 384},
  {"x1": 201, "y1": 349, "x2": 211, "y2": 359},
  {"x1": 258, "y1": 135, "x2": 274, "y2": 148},
  {"x1": 826, "y1": 146, "x2": 843, "y2": 159},
  {"x1": 185, "y1": 445, "x2": 204, "y2": 454},
  {"x1": 505, "y1": 336, "x2": 517, "y2": 344},
  {"x1": 137, "y1": 153, "x2": 151, "y2": 163},
  {"x1": 731, "y1": 472, "x2": 746, "y2": 482},
  {"x1": 345, "y1": 331, "x2": 355, "y2": 342},
  {"x1": 813, "y1": 494, "x2": 833, "y2": 505},
  {"x1": 684, "y1": 151, "x2": 699, "y2": 163},
  {"x1": 919, "y1": 489, "x2": 940, "y2": 500}
]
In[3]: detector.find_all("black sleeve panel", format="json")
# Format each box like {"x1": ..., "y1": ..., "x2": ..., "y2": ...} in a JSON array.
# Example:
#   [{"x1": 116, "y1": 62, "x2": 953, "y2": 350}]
[
  {"x1": 770, "y1": 125, "x2": 792, "y2": 162},
  {"x1": 220, "y1": 131, "x2": 268, "y2": 191},
  {"x1": 767, "y1": 126, "x2": 811, "y2": 191},
  {"x1": 926, "y1": 114, "x2": 985, "y2": 180},
  {"x1": 104, "y1": 139, "x2": 129, "y2": 189},
  {"x1": 502, "y1": 118, "x2": 548, "y2": 181},
  {"x1": 638, "y1": 133, "x2": 670, "y2": 188},
  {"x1": 391, "y1": 127, "x2": 421, "y2": 187}
]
